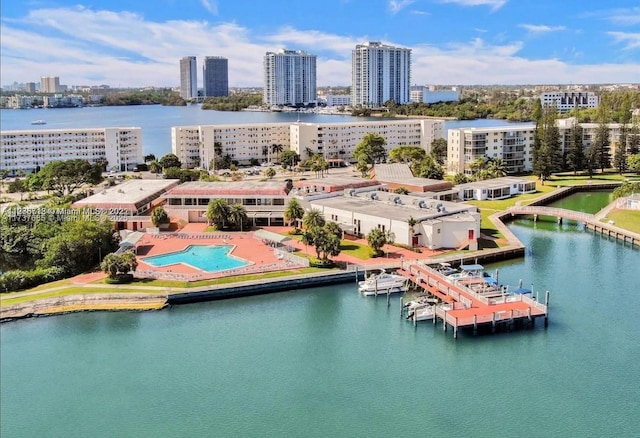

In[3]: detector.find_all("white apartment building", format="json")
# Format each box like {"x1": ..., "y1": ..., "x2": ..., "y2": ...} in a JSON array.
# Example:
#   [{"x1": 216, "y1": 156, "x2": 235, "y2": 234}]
[
  {"x1": 172, "y1": 119, "x2": 445, "y2": 168},
  {"x1": 180, "y1": 56, "x2": 198, "y2": 100},
  {"x1": 540, "y1": 91, "x2": 599, "y2": 113},
  {"x1": 290, "y1": 119, "x2": 444, "y2": 161},
  {"x1": 263, "y1": 49, "x2": 317, "y2": 107},
  {"x1": 447, "y1": 125, "x2": 536, "y2": 175},
  {"x1": 447, "y1": 118, "x2": 632, "y2": 176},
  {"x1": 324, "y1": 94, "x2": 351, "y2": 107},
  {"x1": 172, "y1": 123, "x2": 292, "y2": 169},
  {"x1": 7, "y1": 95, "x2": 34, "y2": 109},
  {"x1": 352, "y1": 42, "x2": 411, "y2": 107},
  {"x1": 410, "y1": 87, "x2": 460, "y2": 104},
  {"x1": 0, "y1": 127, "x2": 143, "y2": 174}
]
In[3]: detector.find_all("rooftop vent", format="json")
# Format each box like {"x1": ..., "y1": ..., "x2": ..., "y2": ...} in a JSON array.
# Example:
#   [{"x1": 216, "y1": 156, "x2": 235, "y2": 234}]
[
  {"x1": 393, "y1": 196, "x2": 401, "y2": 205},
  {"x1": 370, "y1": 192, "x2": 378, "y2": 200},
  {"x1": 418, "y1": 200, "x2": 426, "y2": 208}
]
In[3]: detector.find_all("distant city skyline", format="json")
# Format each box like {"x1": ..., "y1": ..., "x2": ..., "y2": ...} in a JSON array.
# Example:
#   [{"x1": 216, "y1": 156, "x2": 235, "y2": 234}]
[{"x1": 1, "y1": 1, "x2": 639, "y2": 87}]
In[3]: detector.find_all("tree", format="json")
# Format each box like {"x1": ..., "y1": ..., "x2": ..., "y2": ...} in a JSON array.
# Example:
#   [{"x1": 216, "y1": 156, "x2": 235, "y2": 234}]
[
  {"x1": 206, "y1": 198, "x2": 229, "y2": 229},
  {"x1": 612, "y1": 180, "x2": 640, "y2": 199},
  {"x1": 565, "y1": 122, "x2": 585, "y2": 175},
  {"x1": 413, "y1": 155, "x2": 444, "y2": 179},
  {"x1": 228, "y1": 203, "x2": 248, "y2": 231},
  {"x1": 407, "y1": 216, "x2": 418, "y2": 246},
  {"x1": 301, "y1": 222, "x2": 342, "y2": 262},
  {"x1": 628, "y1": 154, "x2": 640, "y2": 175},
  {"x1": 628, "y1": 122, "x2": 640, "y2": 155},
  {"x1": 264, "y1": 167, "x2": 276, "y2": 179},
  {"x1": 594, "y1": 121, "x2": 611, "y2": 172},
  {"x1": 144, "y1": 154, "x2": 156, "y2": 163},
  {"x1": 158, "y1": 153, "x2": 182, "y2": 170},
  {"x1": 284, "y1": 198, "x2": 305, "y2": 229},
  {"x1": 486, "y1": 158, "x2": 508, "y2": 178},
  {"x1": 394, "y1": 187, "x2": 409, "y2": 195},
  {"x1": 271, "y1": 143, "x2": 284, "y2": 163},
  {"x1": 149, "y1": 160, "x2": 162, "y2": 174},
  {"x1": 367, "y1": 228, "x2": 388, "y2": 257},
  {"x1": 280, "y1": 150, "x2": 300, "y2": 171},
  {"x1": 101, "y1": 251, "x2": 138, "y2": 280},
  {"x1": 324, "y1": 221, "x2": 343, "y2": 239},
  {"x1": 430, "y1": 138, "x2": 448, "y2": 165},
  {"x1": 533, "y1": 105, "x2": 562, "y2": 180},
  {"x1": 353, "y1": 133, "x2": 387, "y2": 176},
  {"x1": 453, "y1": 173, "x2": 469, "y2": 185},
  {"x1": 302, "y1": 208, "x2": 325, "y2": 230},
  {"x1": 38, "y1": 159, "x2": 103, "y2": 196},
  {"x1": 388, "y1": 146, "x2": 425, "y2": 164},
  {"x1": 151, "y1": 207, "x2": 170, "y2": 227}
]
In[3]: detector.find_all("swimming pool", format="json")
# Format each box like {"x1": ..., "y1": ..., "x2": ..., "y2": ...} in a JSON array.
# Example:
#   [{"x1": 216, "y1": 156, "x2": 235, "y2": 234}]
[{"x1": 142, "y1": 245, "x2": 250, "y2": 273}]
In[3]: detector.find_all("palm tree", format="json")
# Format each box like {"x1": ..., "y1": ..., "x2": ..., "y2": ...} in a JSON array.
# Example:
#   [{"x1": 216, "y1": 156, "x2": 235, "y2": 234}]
[
  {"x1": 324, "y1": 221, "x2": 343, "y2": 239},
  {"x1": 149, "y1": 160, "x2": 162, "y2": 174},
  {"x1": 407, "y1": 216, "x2": 418, "y2": 247},
  {"x1": 206, "y1": 198, "x2": 229, "y2": 229},
  {"x1": 271, "y1": 143, "x2": 284, "y2": 164},
  {"x1": 284, "y1": 198, "x2": 305, "y2": 229},
  {"x1": 487, "y1": 158, "x2": 508, "y2": 178},
  {"x1": 228, "y1": 203, "x2": 248, "y2": 231},
  {"x1": 302, "y1": 208, "x2": 325, "y2": 230}
]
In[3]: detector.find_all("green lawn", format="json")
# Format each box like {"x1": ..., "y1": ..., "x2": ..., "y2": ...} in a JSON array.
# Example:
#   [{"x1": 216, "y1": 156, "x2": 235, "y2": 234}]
[
  {"x1": 339, "y1": 241, "x2": 373, "y2": 259},
  {"x1": 601, "y1": 209, "x2": 640, "y2": 234},
  {"x1": 546, "y1": 171, "x2": 640, "y2": 187}
]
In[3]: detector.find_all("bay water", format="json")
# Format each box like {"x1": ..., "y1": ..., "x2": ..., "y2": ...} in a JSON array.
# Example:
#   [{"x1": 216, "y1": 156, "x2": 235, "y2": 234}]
[{"x1": 2, "y1": 191, "x2": 639, "y2": 437}]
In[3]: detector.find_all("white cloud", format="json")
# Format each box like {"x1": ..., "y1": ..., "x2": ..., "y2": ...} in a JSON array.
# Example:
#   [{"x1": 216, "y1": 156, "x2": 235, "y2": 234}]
[
  {"x1": 519, "y1": 24, "x2": 566, "y2": 34},
  {"x1": 200, "y1": 0, "x2": 218, "y2": 15},
  {"x1": 440, "y1": 0, "x2": 507, "y2": 11},
  {"x1": 389, "y1": 0, "x2": 415, "y2": 14},
  {"x1": 0, "y1": 6, "x2": 638, "y2": 88},
  {"x1": 410, "y1": 10, "x2": 430, "y2": 16},
  {"x1": 607, "y1": 32, "x2": 640, "y2": 50},
  {"x1": 592, "y1": 7, "x2": 640, "y2": 26}
]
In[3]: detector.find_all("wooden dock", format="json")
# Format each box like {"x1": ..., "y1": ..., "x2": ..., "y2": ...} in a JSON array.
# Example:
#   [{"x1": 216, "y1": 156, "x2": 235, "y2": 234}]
[{"x1": 398, "y1": 260, "x2": 548, "y2": 338}]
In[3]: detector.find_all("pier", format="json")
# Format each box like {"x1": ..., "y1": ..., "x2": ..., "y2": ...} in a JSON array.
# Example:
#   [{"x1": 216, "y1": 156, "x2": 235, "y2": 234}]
[{"x1": 398, "y1": 260, "x2": 548, "y2": 338}]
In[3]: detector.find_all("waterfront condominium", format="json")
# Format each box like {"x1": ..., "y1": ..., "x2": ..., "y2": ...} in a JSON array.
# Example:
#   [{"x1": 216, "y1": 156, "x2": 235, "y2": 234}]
[
  {"x1": 263, "y1": 49, "x2": 317, "y2": 107},
  {"x1": 352, "y1": 42, "x2": 411, "y2": 107},
  {"x1": 180, "y1": 56, "x2": 198, "y2": 100},
  {"x1": 171, "y1": 119, "x2": 444, "y2": 169},
  {"x1": 0, "y1": 127, "x2": 143, "y2": 174},
  {"x1": 203, "y1": 56, "x2": 229, "y2": 97},
  {"x1": 40, "y1": 76, "x2": 60, "y2": 93}
]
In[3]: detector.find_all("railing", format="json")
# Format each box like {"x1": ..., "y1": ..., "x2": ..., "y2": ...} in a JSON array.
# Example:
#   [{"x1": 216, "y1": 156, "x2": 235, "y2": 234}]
[{"x1": 507, "y1": 205, "x2": 595, "y2": 222}]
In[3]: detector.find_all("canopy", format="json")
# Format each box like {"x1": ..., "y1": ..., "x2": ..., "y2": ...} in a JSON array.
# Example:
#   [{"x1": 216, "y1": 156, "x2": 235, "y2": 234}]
[
  {"x1": 119, "y1": 231, "x2": 145, "y2": 248},
  {"x1": 254, "y1": 229, "x2": 291, "y2": 244}
]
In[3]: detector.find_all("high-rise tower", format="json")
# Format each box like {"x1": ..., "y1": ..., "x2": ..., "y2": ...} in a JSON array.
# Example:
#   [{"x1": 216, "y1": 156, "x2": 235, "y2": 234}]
[
  {"x1": 263, "y1": 49, "x2": 317, "y2": 107},
  {"x1": 352, "y1": 42, "x2": 411, "y2": 107},
  {"x1": 203, "y1": 57, "x2": 229, "y2": 98},
  {"x1": 180, "y1": 56, "x2": 198, "y2": 100}
]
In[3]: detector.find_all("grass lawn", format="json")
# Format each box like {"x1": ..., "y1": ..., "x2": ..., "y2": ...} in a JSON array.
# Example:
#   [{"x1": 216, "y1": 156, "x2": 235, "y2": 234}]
[
  {"x1": 546, "y1": 171, "x2": 640, "y2": 187},
  {"x1": 340, "y1": 241, "x2": 373, "y2": 259},
  {"x1": 601, "y1": 209, "x2": 640, "y2": 234}
]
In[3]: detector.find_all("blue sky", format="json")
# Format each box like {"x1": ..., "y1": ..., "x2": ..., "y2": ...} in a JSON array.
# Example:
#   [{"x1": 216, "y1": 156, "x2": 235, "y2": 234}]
[{"x1": 1, "y1": 0, "x2": 639, "y2": 87}]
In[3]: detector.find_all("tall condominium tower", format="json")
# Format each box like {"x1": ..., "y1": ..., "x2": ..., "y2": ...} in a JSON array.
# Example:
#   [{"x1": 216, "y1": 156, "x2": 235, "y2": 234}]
[
  {"x1": 351, "y1": 42, "x2": 411, "y2": 107},
  {"x1": 203, "y1": 56, "x2": 229, "y2": 97},
  {"x1": 40, "y1": 76, "x2": 60, "y2": 93},
  {"x1": 180, "y1": 56, "x2": 198, "y2": 100},
  {"x1": 263, "y1": 49, "x2": 317, "y2": 106}
]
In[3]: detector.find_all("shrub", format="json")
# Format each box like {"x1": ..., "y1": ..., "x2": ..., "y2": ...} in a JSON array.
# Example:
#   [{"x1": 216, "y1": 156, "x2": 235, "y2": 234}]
[{"x1": 0, "y1": 267, "x2": 66, "y2": 292}]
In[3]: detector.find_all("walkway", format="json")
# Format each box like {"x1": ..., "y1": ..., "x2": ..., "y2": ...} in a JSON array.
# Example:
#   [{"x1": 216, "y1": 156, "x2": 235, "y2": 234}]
[{"x1": 507, "y1": 205, "x2": 595, "y2": 223}]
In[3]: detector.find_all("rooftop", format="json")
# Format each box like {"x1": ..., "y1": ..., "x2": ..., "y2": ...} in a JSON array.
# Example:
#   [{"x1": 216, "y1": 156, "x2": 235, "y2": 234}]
[
  {"x1": 455, "y1": 177, "x2": 534, "y2": 190},
  {"x1": 163, "y1": 181, "x2": 290, "y2": 197},
  {"x1": 73, "y1": 179, "x2": 178, "y2": 211}
]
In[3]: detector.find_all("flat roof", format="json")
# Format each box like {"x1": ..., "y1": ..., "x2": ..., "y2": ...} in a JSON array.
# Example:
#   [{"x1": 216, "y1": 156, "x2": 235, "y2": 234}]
[
  {"x1": 310, "y1": 192, "x2": 476, "y2": 222},
  {"x1": 293, "y1": 176, "x2": 378, "y2": 193},
  {"x1": 164, "y1": 181, "x2": 290, "y2": 197},
  {"x1": 372, "y1": 163, "x2": 453, "y2": 192},
  {"x1": 73, "y1": 179, "x2": 179, "y2": 211},
  {"x1": 455, "y1": 177, "x2": 534, "y2": 190}
]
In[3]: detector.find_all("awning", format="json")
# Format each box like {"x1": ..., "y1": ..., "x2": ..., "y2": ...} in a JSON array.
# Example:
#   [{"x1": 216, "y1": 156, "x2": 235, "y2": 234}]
[
  {"x1": 254, "y1": 229, "x2": 291, "y2": 244},
  {"x1": 119, "y1": 231, "x2": 145, "y2": 248}
]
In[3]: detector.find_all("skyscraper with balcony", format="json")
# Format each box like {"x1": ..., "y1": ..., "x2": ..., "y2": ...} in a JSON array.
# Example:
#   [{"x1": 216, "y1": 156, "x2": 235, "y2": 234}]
[
  {"x1": 352, "y1": 42, "x2": 411, "y2": 107},
  {"x1": 180, "y1": 56, "x2": 198, "y2": 100},
  {"x1": 263, "y1": 49, "x2": 317, "y2": 107},
  {"x1": 203, "y1": 56, "x2": 229, "y2": 97}
]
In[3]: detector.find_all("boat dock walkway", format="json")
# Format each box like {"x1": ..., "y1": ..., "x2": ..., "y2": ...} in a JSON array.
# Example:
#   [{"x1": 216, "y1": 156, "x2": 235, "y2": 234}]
[{"x1": 398, "y1": 260, "x2": 548, "y2": 338}]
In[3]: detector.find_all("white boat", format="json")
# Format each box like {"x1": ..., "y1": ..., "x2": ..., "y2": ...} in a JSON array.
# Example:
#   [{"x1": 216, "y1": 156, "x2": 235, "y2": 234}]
[
  {"x1": 447, "y1": 264, "x2": 498, "y2": 285},
  {"x1": 31, "y1": 119, "x2": 47, "y2": 125},
  {"x1": 358, "y1": 269, "x2": 408, "y2": 295}
]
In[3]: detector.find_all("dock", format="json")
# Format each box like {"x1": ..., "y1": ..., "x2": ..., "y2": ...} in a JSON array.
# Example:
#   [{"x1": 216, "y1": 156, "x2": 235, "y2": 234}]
[{"x1": 398, "y1": 260, "x2": 548, "y2": 338}]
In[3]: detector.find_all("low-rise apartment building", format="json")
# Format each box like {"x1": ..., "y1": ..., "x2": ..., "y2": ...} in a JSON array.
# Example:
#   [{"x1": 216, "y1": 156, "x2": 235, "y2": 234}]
[
  {"x1": 0, "y1": 127, "x2": 143, "y2": 174},
  {"x1": 540, "y1": 91, "x2": 599, "y2": 113}
]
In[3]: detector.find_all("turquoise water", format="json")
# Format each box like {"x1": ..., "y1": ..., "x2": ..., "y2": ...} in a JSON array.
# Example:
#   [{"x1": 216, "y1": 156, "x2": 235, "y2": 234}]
[
  {"x1": 2, "y1": 194, "x2": 640, "y2": 436},
  {"x1": 142, "y1": 245, "x2": 249, "y2": 272}
]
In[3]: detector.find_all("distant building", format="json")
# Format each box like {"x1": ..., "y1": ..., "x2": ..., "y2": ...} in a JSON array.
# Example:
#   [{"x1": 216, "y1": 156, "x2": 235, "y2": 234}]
[
  {"x1": 410, "y1": 86, "x2": 460, "y2": 104},
  {"x1": 40, "y1": 76, "x2": 60, "y2": 93},
  {"x1": 324, "y1": 94, "x2": 351, "y2": 107},
  {"x1": 0, "y1": 127, "x2": 143, "y2": 174},
  {"x1": 263, "y1": 49, "x2": 317, "y2": 106},
  {"x1": 7, "y1": 95, "x2": 34, "y2": 109},
  {"x1": 25, "y1": 82, "x2": 36, "y2": 93},
  {"x1": 43, "y1": 94, "x2": 84, "y2": 108},
  {"x1": 540, "y1": 91, "x2": 599, "y2": 113},
  {"x1": 203, "y1": 56, "x2": 229, "y2": 97},
  {"x1": 180, "y1": 56, "x2": 198, "y2": 100},
  {"x1": 352, "y1": 42, "x2": 411, "y2": 107}
]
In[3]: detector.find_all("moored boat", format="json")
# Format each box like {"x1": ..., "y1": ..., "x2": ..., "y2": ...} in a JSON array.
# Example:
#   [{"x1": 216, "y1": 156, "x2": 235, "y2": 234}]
[
  {"x1": 358, "y1": 269, "x2": 408, "y2": 295},
  {"x1": 31, "y1": 119, "x2": 47, "y2": 125}
]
